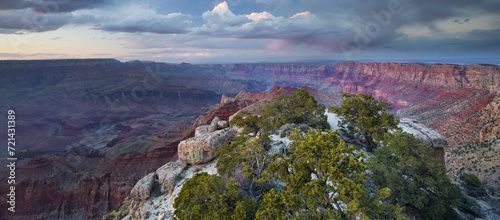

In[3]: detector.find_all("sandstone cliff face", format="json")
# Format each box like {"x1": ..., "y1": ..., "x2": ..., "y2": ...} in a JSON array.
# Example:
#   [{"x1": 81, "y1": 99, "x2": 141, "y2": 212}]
[
  {"x1": 221, "y1": 64, "x2": 335, "y2": 88},
  {"x1": 332, "y1": 62, "x2": 499, "y2": 92},
  {"x1": 0, "y1": 141, "x2": 181, "y2": 219}
]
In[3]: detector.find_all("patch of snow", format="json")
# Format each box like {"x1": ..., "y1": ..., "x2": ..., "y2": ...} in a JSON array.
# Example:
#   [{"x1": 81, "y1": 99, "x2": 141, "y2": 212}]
[
  {"x1": 326, "y1": 112, "x2": 341, "y2": 132},
  {"x1": 268, "y1": 134, "x2": 292, "y2": 155}
]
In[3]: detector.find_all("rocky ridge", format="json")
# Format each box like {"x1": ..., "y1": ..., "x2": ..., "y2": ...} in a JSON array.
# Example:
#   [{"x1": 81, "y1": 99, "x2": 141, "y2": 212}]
[{"x1": 106, "y1": 110, "x2": 464, "y2": 220}]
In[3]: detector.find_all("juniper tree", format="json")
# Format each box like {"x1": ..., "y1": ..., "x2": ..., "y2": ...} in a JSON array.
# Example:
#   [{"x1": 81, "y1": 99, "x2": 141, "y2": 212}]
[
  {"x1": 217, "y1": 134, "x2": 273, "y2": 199},
  {"x1": 328, "y1": 91, "x2": 399, "y2": 152},
  {"x1": 369, "y1": 131, "x2": 462, "y2": 219},
  {"x1": 230, "y1": 114, "x2": 271, "y2": 137},
  {"x1": 258, "y1": 129, "x2": 404, "y2": 219},
  {"x1": 262, "y1": 89, "x2": 329, "y2": 129},
  {"x1": 173, "y1": 172, "x2": 256, "y2": 220}
]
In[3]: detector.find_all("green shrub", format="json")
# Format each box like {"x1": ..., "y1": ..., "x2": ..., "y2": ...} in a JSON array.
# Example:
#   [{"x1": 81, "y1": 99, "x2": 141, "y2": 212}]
[
  {"x1": 279, "y1": 123, "x2": 298, "y2": 138},
  {"x1": 460, "y1": 174, "x2": 481, "y2": 185},
  {"x1": 460, "y1": 174, "x2": 486, "y2": 198},
  {"x1": 259, "y1": 129, "x2": 405, "y2": 219},
  {"x1": 297, "y1": 123, "x2": 311, "y2": 133}
]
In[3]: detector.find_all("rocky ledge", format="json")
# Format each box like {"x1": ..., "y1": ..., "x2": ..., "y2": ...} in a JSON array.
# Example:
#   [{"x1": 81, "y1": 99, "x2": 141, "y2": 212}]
[
  {"x1": 400, "y1": 118, "x2": 448, "y2": 164},
  {"x1": 128, "y1": 160, "x2": 188, "y2": 218},
  {"x1": 178, "y1": 117, "x2": 235, "y2": 165}
]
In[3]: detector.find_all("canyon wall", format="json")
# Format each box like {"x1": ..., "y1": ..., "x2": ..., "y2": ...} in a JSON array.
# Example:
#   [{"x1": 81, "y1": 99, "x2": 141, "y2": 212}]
[{"x1": 1, "y1": 60, "x2": 498, "y2": 219}]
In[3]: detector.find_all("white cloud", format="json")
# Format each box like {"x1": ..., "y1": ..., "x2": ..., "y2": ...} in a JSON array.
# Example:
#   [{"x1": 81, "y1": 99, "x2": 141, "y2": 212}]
[
  {"x1": 193, "y1": 1, "x2": 332, "y2": 39},
  {"x1": 201, "y1": 1, "x2": 251, "y2": 28}
]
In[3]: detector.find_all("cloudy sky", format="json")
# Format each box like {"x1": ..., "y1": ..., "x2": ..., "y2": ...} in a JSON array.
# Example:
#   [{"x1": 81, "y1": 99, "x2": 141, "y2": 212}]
[{"x1": 0, "y1": 0, "x2": 499, "y2": 63}]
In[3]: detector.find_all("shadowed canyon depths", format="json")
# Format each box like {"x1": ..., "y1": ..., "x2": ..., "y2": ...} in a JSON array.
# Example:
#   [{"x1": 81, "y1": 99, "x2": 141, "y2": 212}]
[{"x1": 0, "y1": 59, "x2": 498, "y2": 219}]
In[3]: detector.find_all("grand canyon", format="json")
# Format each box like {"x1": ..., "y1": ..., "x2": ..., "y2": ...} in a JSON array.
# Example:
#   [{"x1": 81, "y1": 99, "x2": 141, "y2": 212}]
[{"x1": 0, "y1": 59, "x2": 498, "y2": 219}]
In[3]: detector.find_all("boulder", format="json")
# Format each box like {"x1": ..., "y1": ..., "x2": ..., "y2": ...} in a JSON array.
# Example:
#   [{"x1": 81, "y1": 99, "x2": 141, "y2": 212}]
[
  {"x1": 130, "y1": 172, "x2": 155, "y2": 200},
  {"x1": 211, "y1": 116, "x2": 229, "y2": 130},
  {"x1": 178, "y1": 128, "x2": 235, "y2": 165},
  {"x1": 399, "y1": 118, "x2": 448, "y2": 148},
  {"x1": 156, "y1": 160, "x2": 187, "y2": 194},
  {"x1": 195, "y1": 117, "x2": 229, "y2": 137},
  {"x1": 217, "y1": 120, "x2": 229, "y2": 130},
  {"x1": 195, "y1": 125, "x2": 215, "y2": 137}
]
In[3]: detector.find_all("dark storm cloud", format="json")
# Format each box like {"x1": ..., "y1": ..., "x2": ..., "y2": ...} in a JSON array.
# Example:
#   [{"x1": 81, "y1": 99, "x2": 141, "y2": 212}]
[
  {"x1": 289, "y1": 0, "x2": 499, "y2": 56},
  {"x1": 0, "y1": 9, "x2": 74, "y2": 33},
  {"x1": 384, "y1": 28, "x2": 500, "y2": 55},
  {"x1": 96, "y1": 12, "x2": 192, "y2": 34},
  {"x1": 0, "y1": 0, "x2": 112, "y2": 13},
  {"x1": 0, "y1": 0, "x2": 104, "y2": 33},
  {"x1": 303, "y1": 0, "x2": 499, "y2": 29},
  {"x1": 453, "y1": 18, "x2": 471, "y2": 24}
]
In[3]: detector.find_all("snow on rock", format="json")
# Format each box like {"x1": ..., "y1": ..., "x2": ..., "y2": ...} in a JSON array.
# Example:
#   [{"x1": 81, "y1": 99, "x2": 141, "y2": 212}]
[
  {"x1": 327, "y1": 112, "x2": 341, "y2": 132},
  {"x1": 269, "y1": 134, "x2": 292, "y2": 155},
  {"x1": 399, "y1": 118, "x2": 448, "y2": 148}
]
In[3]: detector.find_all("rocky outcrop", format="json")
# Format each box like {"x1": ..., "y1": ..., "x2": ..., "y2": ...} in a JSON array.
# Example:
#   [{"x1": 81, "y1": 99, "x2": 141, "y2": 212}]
[
  {"x1": 194, "y1": 117, "x2": 230, "y2": 137},
  {"x1": 400, "y1": 118, "x2": 448, "y2": 164},
  {"x1": 178, "y1": 118, "x2": 235, "y2": 165},
  {"x1": 156, "y1": 161, "x2": 187, "y2": 195},
  {"x1": 128, "y1": 160, "x2": 187, "y2": 218},
  {"x1": 400, "y1": 119, "x2": 448, "y2": 149},
  {"x1": 203, "y1": 92, "x2": 258, "y2": 122},
  {"x1": 130, "y1": 173, "x2": 155, "y2": 200},
  {"x1": 194, "y1": 124, "x2": 217, "y2": 137}
]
